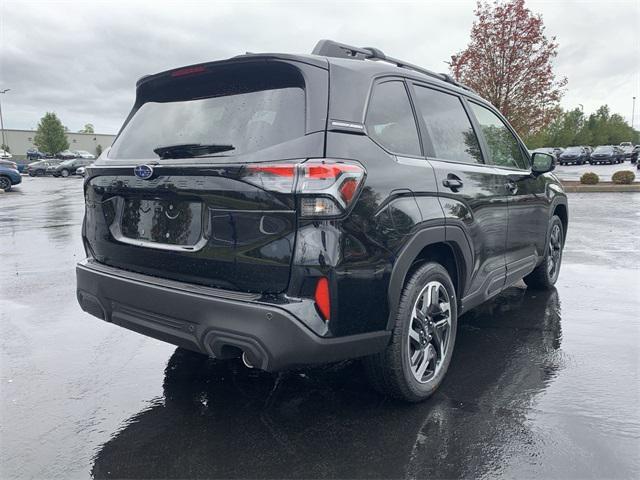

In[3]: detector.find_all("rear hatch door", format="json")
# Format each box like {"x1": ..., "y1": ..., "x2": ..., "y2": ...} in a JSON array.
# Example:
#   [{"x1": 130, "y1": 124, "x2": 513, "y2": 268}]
[{"x1": 83, "y1": 57, "x2": 328, "y2": 293}]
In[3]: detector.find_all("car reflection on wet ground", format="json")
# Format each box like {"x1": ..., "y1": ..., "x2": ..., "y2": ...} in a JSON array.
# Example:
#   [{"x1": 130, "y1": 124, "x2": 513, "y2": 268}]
[{"x1": 1, "y1": 177, "x2": 639, "y2": 479}]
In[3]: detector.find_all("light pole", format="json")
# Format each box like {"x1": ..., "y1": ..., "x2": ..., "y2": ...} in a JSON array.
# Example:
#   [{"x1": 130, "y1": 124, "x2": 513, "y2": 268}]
[
  {"x1": 632, "y1": 96, "x2": 636, "y2": 130},
  {"x1": 0, "y1": 88, "x2": 10, "y2": 151}
]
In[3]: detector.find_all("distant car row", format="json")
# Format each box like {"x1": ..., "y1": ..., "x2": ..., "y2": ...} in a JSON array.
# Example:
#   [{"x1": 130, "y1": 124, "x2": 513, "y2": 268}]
[
  {"x1": 27, "y1": 158, "x2": 94, "y2": 177},
  {"x1": 533, "y1": 143, "x2": 639, "y2": 166},
  {"x1": 25, "y1": 148, "x2": 96, "y2": 161}
]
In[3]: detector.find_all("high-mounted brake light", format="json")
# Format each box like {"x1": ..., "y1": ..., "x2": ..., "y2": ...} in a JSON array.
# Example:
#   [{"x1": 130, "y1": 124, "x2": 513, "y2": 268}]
[
  {"x1": 240, "y1": 159, "x2": 365, "y2": 217},
  {"x1": 171, "y1": 65, "x2": 207, "y2": 77}
]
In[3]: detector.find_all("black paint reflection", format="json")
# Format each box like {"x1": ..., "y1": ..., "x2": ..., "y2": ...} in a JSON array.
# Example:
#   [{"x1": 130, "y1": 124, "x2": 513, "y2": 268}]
[{"x1": 92, "y1": 287, "x2": 562, "y2": 479}]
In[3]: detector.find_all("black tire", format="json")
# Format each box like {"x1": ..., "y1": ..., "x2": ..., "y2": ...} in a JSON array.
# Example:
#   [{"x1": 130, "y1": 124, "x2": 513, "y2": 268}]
[
  {"x1": 60, "y1": 169, "x2": 70, "y2": 177},
  {"x1": 524, "y1": 215, "x2": 564, "y2": 290},
  {"x1": 29, "y1": 172, "x2": 35, "y2": 177},
  {"x1": 363, "y1": 262, "x2": 458, "y2": 402},
  {"x1": 36, "y1": 170, "x2": 45, "y2": 177},
  {"x1": 0, "y1": 176, "x2": 11, "y2": 191}
]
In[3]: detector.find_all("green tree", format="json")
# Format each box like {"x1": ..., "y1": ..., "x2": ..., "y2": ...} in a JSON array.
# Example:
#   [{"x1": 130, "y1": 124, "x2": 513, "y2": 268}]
[
  {"x1": 34, "y1": 112, "x2": 69, "y2": 154},
  {"x1": 79, "y1": 123, "x2": 95, "y2": 134},
  {"x1": 525, "y1": 104, "x2": 639, "y2": 148}
]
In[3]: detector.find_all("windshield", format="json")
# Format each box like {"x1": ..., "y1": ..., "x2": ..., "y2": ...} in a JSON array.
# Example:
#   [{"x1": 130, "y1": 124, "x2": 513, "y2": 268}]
[
  {"x1": 594, "y1": 146, "x2": 613, "y2": 153},
  {"x1": 109, "y1": 64, "x2": 306, "y2": 160},
  {"x1": 60, "y1": 159, "x2": 74, "y2": 166}
]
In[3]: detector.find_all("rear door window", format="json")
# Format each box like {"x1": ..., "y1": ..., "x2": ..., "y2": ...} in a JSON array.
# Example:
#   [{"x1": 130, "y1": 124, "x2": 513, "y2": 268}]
[
  {"x1": 469, "y1": 103, "x2": 529, "y2": 170},
  {"x1": 413, "y1": 85, "x2": 482, "y2": 164},
  {"x1": 365, "y1": 81, "x2": 421, "y2": 156}
]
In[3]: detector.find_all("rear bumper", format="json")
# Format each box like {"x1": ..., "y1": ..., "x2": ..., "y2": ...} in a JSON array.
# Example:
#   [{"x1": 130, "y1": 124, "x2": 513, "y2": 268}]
[{"x1": 76, "y1": 259, "x2": 390, "y2": 371}]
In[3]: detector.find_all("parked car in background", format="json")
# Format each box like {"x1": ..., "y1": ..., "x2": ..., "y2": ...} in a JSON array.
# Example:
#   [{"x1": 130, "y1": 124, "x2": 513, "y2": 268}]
[
  {"x1": 53, "y1": 158, "x2": 93, "y2": 177},
  {"x1": 0, "y1": 159, "x2": 18, "y2": 170},
  {"x1": 0, "y1": 163, "x2": 21, "y2": 191},
  {"x1": 619, "y1": 142, "x2": 633, "y2": 160},
  {"x1": 56, "y1": 150, "x2": 77, "y2": 160},
  {"x1": 582, "y1": 146, "x2": 593, "y2": 163},
  {"x1": 0, "y1": 149, "x2": 13, "y2": 159},
  {"x1": 590, "y1": 145, "x2": 624, "y2": 164},
  {"x1": 73, "y1": 150, "x2": 96, "y2": 159},
  {"x1": 26, "y1": 148, "x2": 46, "y2": 161},
  {"x1": 631, "y1": 145, "x2": 639, "y2": 164},
  {"x1": 27, "y1": 160, "x2": 56, "y2": 176},
  {"x1": 558, "y1": 146, "x2": 587, "y2": 165},
  {"x1": 76, "y1": 40, "x2": 568, "y2": 402}
]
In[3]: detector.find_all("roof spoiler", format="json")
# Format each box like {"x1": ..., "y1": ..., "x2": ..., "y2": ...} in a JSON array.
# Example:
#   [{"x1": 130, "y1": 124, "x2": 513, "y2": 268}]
[{"x1": 312, "y1": 39, "x2": 474, "y2": 93}]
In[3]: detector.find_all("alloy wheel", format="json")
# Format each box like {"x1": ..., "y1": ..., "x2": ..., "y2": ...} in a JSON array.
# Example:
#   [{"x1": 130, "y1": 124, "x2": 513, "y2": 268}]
[
  {"x1": 407, "y1": 281, "x2": 452, "y2": 383},
  {"x1": 0, "y1": 177, "x2": 10, "y2": 190},
  {"x1": 547, "y1": 223, "x2": 562, "y2": 280}
]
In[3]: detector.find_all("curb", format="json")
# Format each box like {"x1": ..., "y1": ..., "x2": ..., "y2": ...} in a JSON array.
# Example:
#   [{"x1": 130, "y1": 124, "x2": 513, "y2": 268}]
[{"x1": 561, "y1": 181, "x2": 640, "y2": 193}]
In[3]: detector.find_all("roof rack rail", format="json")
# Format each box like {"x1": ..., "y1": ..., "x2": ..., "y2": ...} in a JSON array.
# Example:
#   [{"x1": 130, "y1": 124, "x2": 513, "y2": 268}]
[{"x1": 312, "y1": 39, "x2": 474, "y2": 93}]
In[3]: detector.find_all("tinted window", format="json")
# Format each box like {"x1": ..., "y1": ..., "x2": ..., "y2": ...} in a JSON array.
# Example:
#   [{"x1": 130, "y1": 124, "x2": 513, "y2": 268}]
[
  {"x1": 470, "y1": 103, "x2": 529, "y2": 169},
  {"x1": 366, "y1": 81, "x2": 421, "y2": 156},
  {"x1": 110, "y1": 88, "x2": 305, "y2": 160},
  {"x1": 413, "y1": 86, "x2": 482, "y2": 163},
  {"x1": 109, "y1": 63, "x2": 306, "y2": 160}
]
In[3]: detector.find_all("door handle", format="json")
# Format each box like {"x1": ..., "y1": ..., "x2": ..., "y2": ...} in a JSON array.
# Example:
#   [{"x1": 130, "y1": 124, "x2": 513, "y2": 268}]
[
  {"x1": 442, "y1": 178, "x2": 463, "y2": 191},
  {"x1": 505, "y1": 180, "x2": 518, "y2": 194}
]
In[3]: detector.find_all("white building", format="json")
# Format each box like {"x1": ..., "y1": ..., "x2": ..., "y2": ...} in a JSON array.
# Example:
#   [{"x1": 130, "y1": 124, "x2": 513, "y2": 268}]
[{"x1": 1, "y1": 129, "x2": 116, "y2": 159}]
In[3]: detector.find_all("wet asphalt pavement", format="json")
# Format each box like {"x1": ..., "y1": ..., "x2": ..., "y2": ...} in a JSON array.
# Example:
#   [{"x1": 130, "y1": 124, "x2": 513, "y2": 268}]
[{"x1": 1, "y1": 176, "x2": 639, "y2": 479}]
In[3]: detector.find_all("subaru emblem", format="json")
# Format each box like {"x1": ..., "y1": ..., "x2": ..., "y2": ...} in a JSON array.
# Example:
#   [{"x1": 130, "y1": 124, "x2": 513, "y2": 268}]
[{"x1": 134, "y1": 164, "x2": 153, "y2": 179}]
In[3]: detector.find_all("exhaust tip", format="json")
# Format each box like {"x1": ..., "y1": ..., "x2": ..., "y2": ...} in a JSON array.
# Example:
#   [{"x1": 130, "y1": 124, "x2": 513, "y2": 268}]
[{"x1": 242, "y1": 352, "x2": 254, "y2": 369}]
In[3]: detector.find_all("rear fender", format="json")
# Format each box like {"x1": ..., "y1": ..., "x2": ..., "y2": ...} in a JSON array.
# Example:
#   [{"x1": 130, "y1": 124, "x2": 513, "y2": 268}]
[{"x1": 386, "y1": 225, "x2": 472, "y2": 330}]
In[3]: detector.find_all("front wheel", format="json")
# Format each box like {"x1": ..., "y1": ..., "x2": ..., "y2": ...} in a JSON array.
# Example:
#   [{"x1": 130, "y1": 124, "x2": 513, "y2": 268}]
[
  {"x1": 363, "y1": 262, "x2": 458, "y2": 402},
  {"x1": 524, "y1": 215, "x2": 564, "y2": 289},
  {"x1": 0, "y1": 176, "x2": 12, "y2": 191},
  {"x1": 60, "y1": 169, "x2": 70, "y2": 177}
]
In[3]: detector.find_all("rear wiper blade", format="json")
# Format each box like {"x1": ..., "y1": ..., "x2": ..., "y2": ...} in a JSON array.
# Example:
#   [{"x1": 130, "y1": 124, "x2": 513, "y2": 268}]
[{"x1": 153, "y1": 143, "x2": 235, "y2": 159}]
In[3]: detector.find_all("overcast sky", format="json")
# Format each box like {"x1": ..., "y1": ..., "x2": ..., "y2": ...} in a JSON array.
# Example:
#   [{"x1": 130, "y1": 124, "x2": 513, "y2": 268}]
[{"x1": 1, "y1": 0, "x2": 638, "y2": 135}]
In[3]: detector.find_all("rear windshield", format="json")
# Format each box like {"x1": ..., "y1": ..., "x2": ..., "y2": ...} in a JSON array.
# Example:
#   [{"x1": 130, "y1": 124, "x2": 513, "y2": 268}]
[
  {"x1": 564, "y1": 147, "x2": 581, "y2": 153},
  {"x1": 109, "y1": 62, "x2": 306, "y2": 160}
]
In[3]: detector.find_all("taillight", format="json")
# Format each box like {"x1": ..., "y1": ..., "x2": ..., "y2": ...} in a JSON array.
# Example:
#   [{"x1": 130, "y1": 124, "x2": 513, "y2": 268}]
[
  {"x1": 242, "y1": 163, "x2": 297, "y2": 193},
  {"x1": 298, "y1": 159, "x2": 365, "y2": 218},
  {"x1": 241, "y1": 159, "x2": 365, "y2": 218},
  {"x1": 314, "y1": 277, "x2": 331, "y2": 321}
]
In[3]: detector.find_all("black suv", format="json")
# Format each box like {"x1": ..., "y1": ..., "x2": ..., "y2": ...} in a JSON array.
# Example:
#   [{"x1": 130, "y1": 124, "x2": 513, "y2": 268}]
[{"x1": 76, "y1": 40, "x2": 568, "y2": 402}]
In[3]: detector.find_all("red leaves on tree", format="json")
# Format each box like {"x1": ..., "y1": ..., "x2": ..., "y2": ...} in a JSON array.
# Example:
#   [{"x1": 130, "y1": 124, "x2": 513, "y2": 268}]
[{"x1": 450, "y1": 0, "x2": 567, "y2": 137}]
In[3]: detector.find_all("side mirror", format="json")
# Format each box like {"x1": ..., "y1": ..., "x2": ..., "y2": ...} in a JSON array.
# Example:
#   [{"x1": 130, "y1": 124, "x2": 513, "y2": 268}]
[{"x1": 531, "y1": 152, "x2": 555, "y2": 175}]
